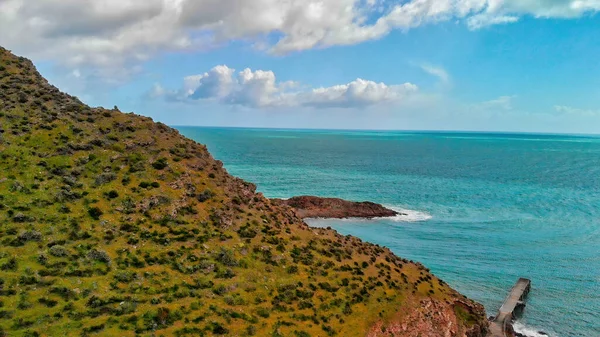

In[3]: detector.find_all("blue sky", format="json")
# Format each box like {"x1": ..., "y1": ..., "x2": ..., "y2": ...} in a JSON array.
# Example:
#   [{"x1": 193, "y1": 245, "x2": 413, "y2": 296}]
[{"x1": 2, "y1": 0, "x2": 600, "y2": 133}]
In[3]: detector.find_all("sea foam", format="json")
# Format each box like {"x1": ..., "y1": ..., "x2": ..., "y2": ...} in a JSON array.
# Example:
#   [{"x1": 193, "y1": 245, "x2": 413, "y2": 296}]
[
  {"x1": 305, "y1": 207, "x2": 432, "y2": 223},
  {"x1": 386, "y1": 207, "x2": 433, "y2": 222},
  {"x1": 513, "y1": 322, "x2": 556, "y2": 337}
]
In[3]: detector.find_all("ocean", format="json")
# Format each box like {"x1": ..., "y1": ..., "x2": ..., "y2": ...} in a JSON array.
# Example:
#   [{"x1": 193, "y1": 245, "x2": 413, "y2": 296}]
[{"x1": 176, "y1": 127, "x2": 600, "y2": 337}]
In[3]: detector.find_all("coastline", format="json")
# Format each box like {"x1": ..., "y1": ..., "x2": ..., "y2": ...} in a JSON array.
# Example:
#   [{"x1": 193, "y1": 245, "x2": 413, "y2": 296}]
[
  {"x1": 0, "y1": 47, "x2": 491, "y2": 337},
  {"x1": 178, "y1": 126, "x2": 582, "y2": 336}
]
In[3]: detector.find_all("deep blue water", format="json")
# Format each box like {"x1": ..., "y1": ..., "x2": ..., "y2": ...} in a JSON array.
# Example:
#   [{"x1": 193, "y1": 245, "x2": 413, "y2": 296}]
[{"x1": 177, "y1": 127, "x2": 600, "y2": 337}]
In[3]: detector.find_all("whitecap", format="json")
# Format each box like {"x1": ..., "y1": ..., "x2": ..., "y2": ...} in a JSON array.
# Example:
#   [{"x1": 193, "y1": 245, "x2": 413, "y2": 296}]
[
  {"x1": 513, "y1": 322, "x2": 557, "y2": 337},
  {"x1": 385, "y1": 207, "x2": 433, "y2": 222}
]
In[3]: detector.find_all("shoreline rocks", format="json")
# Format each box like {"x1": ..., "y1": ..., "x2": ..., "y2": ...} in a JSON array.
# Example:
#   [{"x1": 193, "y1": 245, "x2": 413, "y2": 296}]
[{"x1": 272, "y1": 195, "x2": 402, "y2": 219}]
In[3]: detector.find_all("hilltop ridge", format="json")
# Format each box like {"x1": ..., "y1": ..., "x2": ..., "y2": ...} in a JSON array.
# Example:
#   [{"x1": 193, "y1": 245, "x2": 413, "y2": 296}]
[{"x1": 0, "y1": 47, "x2": 487, "y2": 337}]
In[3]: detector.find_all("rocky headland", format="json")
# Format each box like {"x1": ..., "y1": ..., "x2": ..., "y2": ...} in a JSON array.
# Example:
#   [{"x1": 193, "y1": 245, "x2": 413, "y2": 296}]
[
  {"x1": 272, "y1": 195, "x2": 402, "y2": 219},
  {"x1": 0, "y1": 47, "x2": 488, "y2": 337}
]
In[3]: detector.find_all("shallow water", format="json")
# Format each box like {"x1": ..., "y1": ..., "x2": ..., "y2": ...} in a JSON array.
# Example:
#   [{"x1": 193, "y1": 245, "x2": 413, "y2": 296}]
[{"x1": 177, "y1": 127, "x2": 600, "y2": 336}]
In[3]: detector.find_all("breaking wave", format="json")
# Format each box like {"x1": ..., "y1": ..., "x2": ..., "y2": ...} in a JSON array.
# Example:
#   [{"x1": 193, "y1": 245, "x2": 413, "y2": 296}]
[
  {"x1": 385, "y1": 207, "x2": 433, "y2": 222},
  {"x1": 513, "y1": 322, "x2": 556, "y2": 337}
]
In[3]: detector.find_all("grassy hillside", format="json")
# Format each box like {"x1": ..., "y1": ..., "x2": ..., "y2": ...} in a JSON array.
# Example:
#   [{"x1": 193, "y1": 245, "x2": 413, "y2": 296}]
[{"x1": 0, "y1": 47, "x2": 487, "y2": 337}]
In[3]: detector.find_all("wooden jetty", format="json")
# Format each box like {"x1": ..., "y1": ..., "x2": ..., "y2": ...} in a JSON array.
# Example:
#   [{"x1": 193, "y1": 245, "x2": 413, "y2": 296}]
[{"x1": 487, "y1": 278, "x2": 532, "y2": 337}]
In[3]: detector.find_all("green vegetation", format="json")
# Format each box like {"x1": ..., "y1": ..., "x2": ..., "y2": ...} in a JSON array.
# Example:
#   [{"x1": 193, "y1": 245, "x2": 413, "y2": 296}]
[{"x1": 0, "y1": 47, "x2": 485, "y2": 336}]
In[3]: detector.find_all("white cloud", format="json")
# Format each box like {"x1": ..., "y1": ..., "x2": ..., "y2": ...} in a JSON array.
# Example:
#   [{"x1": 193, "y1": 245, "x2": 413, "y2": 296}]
[
  {"x1": 468, "y1": 95, "x2": 516, "y2": 112},
  {"x1": 554, "y1": 105, "x2": 600, "y2": 117},
  {"x1": 156, "y1": 66, "x2": 418, "y2": 109},
  {"x1": 188, "y1": 66, "x2": 236, "y2": 100},
  {"x1": 467, "y1": 13, "x2": 520, "y2": 29},
  {"x1": 420, "y1": 64, "x2": 450, "y2": 84},
  {"x1": 2, "y1": 0, "x2": 600, "y2": 73},
  {"x1": 302, "y1": 79, "x2": 418, "y2": 108}
]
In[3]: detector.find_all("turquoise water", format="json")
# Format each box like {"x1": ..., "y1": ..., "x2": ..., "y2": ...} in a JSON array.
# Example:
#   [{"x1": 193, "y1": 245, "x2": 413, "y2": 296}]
[{"x1": 177, "y1": 127, "x2": 600, "y2": 337}]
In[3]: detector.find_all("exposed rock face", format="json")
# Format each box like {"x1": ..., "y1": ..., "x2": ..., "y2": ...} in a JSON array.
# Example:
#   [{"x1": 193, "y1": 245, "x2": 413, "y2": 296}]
[
  {"x1": 368, "y1": 299, "x2": 489, "y2": 337},
  {"x1": 273, "y1": 195, "x2": 400, "y2": 219}
]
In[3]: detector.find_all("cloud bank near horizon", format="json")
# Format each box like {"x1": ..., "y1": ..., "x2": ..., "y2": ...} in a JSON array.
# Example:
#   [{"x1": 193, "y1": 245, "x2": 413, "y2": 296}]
[{"x1": 151, "y1": 65, "x2": 418, "y2": 109}]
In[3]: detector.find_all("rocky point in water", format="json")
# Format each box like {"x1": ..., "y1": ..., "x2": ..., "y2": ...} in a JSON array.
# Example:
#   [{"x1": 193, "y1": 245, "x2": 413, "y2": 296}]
[{"x1": 272, "y1": 195, "x2": 403, "y2": 219}]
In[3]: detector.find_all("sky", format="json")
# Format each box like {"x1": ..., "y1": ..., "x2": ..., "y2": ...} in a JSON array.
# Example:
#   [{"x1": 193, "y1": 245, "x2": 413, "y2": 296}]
[{"x1": 1, "y1": 0, "x2": 600, "y2": 133}]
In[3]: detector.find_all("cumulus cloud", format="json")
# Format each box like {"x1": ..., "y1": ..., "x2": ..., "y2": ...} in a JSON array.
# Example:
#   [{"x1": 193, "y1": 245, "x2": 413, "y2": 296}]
[
  {"x1": 302, "y1": 79, "x2": 418, "y2": 108},
  {"x1": 1, "y1": 0, "x2": 600, "y2": 72},
  {"x1": 155, "y1": 66, "x2": 418, "y2": 109}
]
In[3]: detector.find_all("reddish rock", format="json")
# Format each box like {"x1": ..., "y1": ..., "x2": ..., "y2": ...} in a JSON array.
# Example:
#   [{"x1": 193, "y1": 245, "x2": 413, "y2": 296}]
[
  {"x1": 272, "y1": 195, "x2": 401, "y2": 219},
  {"x1": 367, "y1": 299, "x2": 489, "y2": 337}
]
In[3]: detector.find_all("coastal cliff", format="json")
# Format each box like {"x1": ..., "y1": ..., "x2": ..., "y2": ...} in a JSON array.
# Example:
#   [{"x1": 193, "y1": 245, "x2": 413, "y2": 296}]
[
  {"x1": 0, "y1": 47, "x2": 487, "y2": 337},
  {"x1": 272, "y1": 196, "x2": 400, "y2": 219}
]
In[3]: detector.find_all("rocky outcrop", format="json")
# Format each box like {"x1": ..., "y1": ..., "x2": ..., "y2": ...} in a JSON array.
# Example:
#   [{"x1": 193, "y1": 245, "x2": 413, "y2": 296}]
[
  {"x1": 272, "y1": 195, "x2": 401, "y2": 219},
  {"x1": 368, "y1": 299, "x2": 488, "y2": 337}
]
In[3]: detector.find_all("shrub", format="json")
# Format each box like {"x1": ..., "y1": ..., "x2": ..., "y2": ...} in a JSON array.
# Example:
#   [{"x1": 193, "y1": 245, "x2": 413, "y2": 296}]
[
  {"x1": 18, "y1": 92, "x2": 28, "y2": 103},
  {"x1": 256, "y1": 307, "x2": 270, "y2": 318},
  {"x1": 197, "y1": 189, "x2": 215, "y2": 202},
  {"x1": 215, "y1": 268, "x2": 236, "y2": 279},
  {"x1": 37, "y1": 254, "x2": 48, "y2": 265},
  {"x1": 38, "y1": 297, "x2": 58, "y2": 308},
  {"x1": 17, "y1": 293, "x2": 32, "y2": 309},
  {"x1": 207, "y1": 322, "x2": 229, "y2": 335},
  {"x1": 128, "y1": 161, "x2": 145, "y2": 173},
  {"x1": 237, "y1": 226, "x2": 257, "y2": 238},
  {"x1": 151, "y1": 158, "x2": 168, "y2": 170},
  {"x1": 212, "y1": 284, "x2": 228, "y2": 296},
  {"x1": 49, "y1": 245, "x2": 69, "y2": 257},
  {"x1": 0, "y1": 257, "x2": 17, "y2": 271},
  {"x1": 87, "y1": 249, "x2": 111, "y2": 263},
  {"x1": 12, "y1": 212, "x2": 34, "y2": 223},
  {"x1": 114, "y1": 271, "x2": 137, "y2": 283},
  {"x1": 95, "y1": 173, "x2": 116, "y2": 186},
  {"x1": 342, "y1": 303, "x2": 353, "y2": 315},
  {"x1": 106, "y1": 190, "x2": 119, "y2": 199},
  {"x1": 18, "y1": 230, "x2": 42, "y2": 242},
  {"x1": 214, "y1": 248, "x2": 238, "y2": 267},
  {"x1": 246, "y1": 325, "x2": 257, "y2": 336},
  {"x1": 294, "y1": 331, "x2": 311, "y2": 337},
  {"x1": 193, "y1": 278, "x2": 213, "y2": 289},
  {"x1": 88, "y1": 207, "x2": 103, "y2": 220},
  {"x1": 58, "y1": 205, "x2": 71, "y2": 213},
  {"x1": 49, "y1": 287, "x2": 78, "y2": 301},
  {"x1": 114, "y1": 301, "x2": 136, "y2": 316},
  {"x1": 156, "y1": 307, "x2": 171, "y2": 326},
  {"x1": 19, "y1": 275, "x2": 38, "y2": 285}
]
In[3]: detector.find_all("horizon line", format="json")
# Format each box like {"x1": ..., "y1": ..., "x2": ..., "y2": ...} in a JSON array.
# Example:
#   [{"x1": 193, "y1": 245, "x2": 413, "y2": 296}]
[{"x1": 169, "y1": 125, "x2": 600, "y2": 138}]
